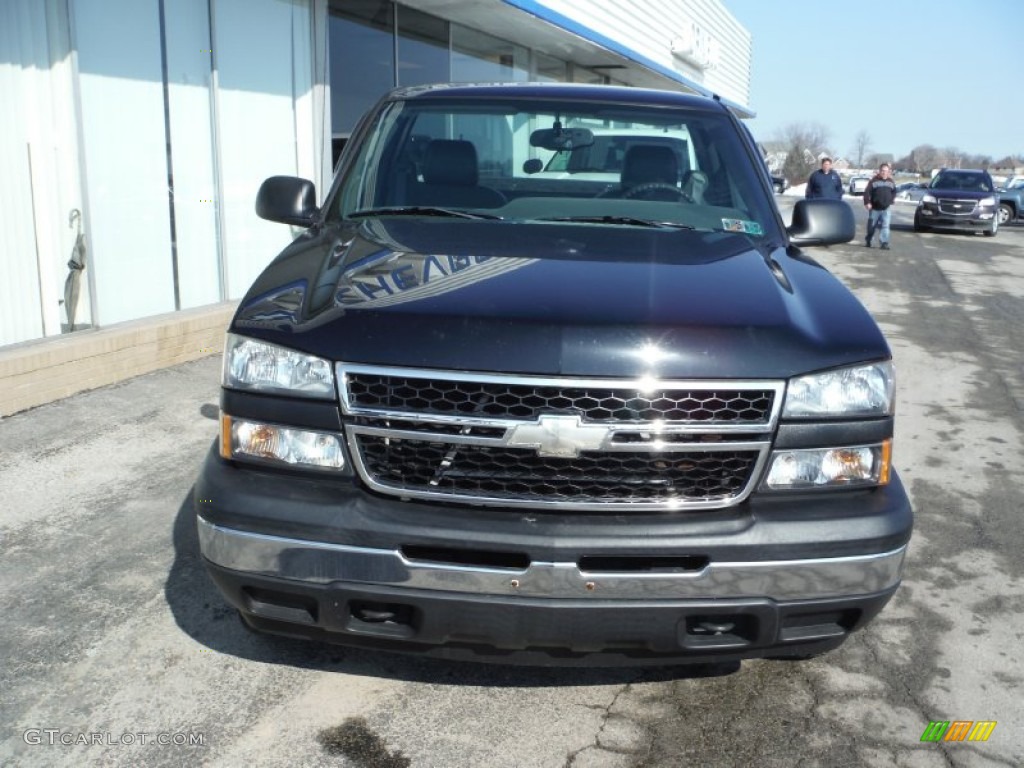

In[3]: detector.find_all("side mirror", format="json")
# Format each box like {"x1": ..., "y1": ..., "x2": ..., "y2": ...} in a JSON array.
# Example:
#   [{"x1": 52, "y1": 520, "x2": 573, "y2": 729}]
[
  {"x1": 787, "y1": 199, "x2": 855, "y2": 247},
  {"x1": 255, "y1": 176, "x2": 318, "y2": 227}
]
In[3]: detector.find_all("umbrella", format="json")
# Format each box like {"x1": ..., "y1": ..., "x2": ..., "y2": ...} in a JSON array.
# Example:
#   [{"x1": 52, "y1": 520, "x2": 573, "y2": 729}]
[{"x1": 63, "y1": 208, "x2": 86, "y2": 332}]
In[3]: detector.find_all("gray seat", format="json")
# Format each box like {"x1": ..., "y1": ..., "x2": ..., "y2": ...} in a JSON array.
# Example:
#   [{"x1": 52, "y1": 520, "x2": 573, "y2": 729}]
[
  {"x1": 406, "y1": 139, "x2": 506, "y2": 209},
  {"x1": 621, "y1": 145, "x2": 679, "y2": 190},
  {"x1": 598, "y1": 145, "x2": 682, "y2": 199}
]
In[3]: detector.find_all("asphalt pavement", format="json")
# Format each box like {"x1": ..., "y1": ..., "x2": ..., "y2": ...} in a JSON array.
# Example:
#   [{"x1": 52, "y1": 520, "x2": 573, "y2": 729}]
[{"x1": 1, "y1": 202, "x2": 1022, "y2": 768}]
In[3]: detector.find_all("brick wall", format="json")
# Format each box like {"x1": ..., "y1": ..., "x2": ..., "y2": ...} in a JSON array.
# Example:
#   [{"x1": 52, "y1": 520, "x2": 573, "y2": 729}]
[{"x1": 0, "y1": 303, "x2": 236, "y2": 417}]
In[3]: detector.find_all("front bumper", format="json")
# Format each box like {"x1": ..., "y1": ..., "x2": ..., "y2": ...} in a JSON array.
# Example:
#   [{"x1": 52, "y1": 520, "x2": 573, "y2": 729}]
[
  {"x1": 199, "y1": 516, "x2": 906, "y2": 602},
  {"x1": 195, "y1": 446, "x2": 912, "y2": 664},
  {"x1": 917, "y1": 203, "x2": 997, "y2": 230}
]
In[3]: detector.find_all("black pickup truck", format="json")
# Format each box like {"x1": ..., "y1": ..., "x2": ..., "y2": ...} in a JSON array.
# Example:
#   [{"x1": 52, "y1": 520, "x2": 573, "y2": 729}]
[{"x1": 195, "y1": 83, "x2": 912, "y2": 666}]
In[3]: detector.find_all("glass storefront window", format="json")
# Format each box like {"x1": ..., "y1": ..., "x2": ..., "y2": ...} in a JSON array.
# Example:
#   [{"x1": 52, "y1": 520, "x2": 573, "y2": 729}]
[
  {"x1": 571, "y1": 65, "x2": 609, "y2": 84},
  {"x1": 451, "y1": 26, "x2": 527, "y2": 82},
  {"x1": 75, "y1": 0, "x2": 177, "y2": 326},
  {"x1": 396, "y1": 6, "x2": 448, "y2": 87},
  {"x1": 534, "y1": 52, "x2": 567, "y2": 82},
  {"x1": 330, "y1": 0, "x2": 395, "y2": 136}
]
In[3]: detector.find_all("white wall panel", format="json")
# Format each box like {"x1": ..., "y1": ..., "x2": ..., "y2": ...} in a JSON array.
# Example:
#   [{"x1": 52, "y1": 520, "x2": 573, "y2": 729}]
[
  {"x1": 0, "y1": 0, "x2": 85, "y2": 346},
  {"x1": 0, "y1": 1, "x2": 43, "y2": 346},
  {"x1": 535, "y1": 0, "x2": 751, "y2": 107}
]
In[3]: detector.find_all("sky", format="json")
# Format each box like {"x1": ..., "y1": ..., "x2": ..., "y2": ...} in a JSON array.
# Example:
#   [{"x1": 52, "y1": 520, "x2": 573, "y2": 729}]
[{"x1": 723, "y1": 0, "x2": 1022, "y2": 163}]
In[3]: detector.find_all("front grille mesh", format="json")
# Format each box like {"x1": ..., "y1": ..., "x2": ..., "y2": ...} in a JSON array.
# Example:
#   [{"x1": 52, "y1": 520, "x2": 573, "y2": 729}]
[
  {"x1": 341, "y1": 367, "x2": 779, "y2": 510},
  {"x1": 346, "y1": 373, "x2": 774, "y2": 424},
  {"x1": 357, "y1": 436, "x2": 759, "y2": 503}
]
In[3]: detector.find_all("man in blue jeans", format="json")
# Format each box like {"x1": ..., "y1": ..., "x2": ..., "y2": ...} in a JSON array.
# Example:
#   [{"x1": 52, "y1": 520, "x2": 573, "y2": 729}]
[{"x1": 863, "y1": 163, "x2": 897, "y2": 249}]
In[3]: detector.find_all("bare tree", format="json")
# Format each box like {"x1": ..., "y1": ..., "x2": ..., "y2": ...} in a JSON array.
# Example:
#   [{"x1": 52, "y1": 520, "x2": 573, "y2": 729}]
[
  {"x1": 776, "y1": 123, "x2": 832, "y2": 157},
  {"x1": 775, "y1": 122, "x2": 832, "y2": 183},
  {"x1": 961, "y1": 153, "x2": 993, "y2": 169},
  {"x1": 942, "y1": 146, "x2": 962, "y2": 169},
  {"x1": 865, "y1": 153, "x2": 894, "y2": 170},
  {"x1": 851, "y1": 130, "x2": 872, "y2": 169},
  {"x1": 907, "y1": 144, "x2": 940, "y2": 175}
]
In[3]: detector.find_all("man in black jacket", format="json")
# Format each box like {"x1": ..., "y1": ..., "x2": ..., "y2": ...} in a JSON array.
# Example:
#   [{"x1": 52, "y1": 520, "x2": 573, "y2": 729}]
[
  {"x1": 864, "y1": 163, "x2": 898, "y2": 249},
  {"x1": 805, "y1": 157, "x2": 844, "y2": 199}
]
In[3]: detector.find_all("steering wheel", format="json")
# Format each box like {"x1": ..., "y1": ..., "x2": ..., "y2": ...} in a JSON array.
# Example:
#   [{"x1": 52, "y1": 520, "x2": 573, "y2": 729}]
[{"x1": 622, "y1": 183, "x2": 694, "y2": 202}]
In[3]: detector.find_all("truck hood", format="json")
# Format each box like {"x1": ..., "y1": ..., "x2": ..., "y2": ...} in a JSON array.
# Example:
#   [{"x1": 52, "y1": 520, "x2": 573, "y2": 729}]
[{"x1": 232, "y1": 218, "x2": 888, "y2": 379}]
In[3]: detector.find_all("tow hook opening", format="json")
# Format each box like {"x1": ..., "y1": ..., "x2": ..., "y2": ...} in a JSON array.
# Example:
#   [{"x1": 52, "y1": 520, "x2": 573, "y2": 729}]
[
  {"x1": 347, "y1": 600, "x2": 418, "y2": 639},
  {"x1": 241, "y1": 586, "x2": 318, "y2": 625},
  {"x1": 682, "y1": 614, "x2": 759, "y2": 649}
]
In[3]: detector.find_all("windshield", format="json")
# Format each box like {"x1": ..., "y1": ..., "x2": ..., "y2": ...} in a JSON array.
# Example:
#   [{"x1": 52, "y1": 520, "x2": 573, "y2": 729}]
[
  {"x1": 930, "y1": 171, "x2": 993, "y2": 192},
  {"x1": 332, "y1": 96, "x2": 779, "y2": 240}
]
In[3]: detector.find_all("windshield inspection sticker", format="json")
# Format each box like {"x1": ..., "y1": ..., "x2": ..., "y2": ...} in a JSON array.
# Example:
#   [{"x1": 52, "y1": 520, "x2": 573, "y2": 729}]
[{"x1": 721, "y1": 218, "x2": 763, "y2": 235}]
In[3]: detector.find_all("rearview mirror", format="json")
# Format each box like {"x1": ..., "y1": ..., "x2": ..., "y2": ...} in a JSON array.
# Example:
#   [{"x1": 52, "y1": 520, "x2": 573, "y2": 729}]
[{"x1": 529, "y1": 127, "x2": 594, "y2": 152}]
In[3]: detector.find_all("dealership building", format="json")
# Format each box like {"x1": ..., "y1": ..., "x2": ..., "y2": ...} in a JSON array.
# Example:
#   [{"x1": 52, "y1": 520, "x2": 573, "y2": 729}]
[{"x1": 0, "y1": 0, "x2": 751, "y2": 415}]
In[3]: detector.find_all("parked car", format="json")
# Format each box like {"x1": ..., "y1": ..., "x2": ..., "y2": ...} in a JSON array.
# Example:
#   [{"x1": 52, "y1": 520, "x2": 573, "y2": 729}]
[
  {"x1": 914, "y1": 168, "x2": 1000, "y2": 236},
  {"x1": 848, "y1": 176, "x2": 871, "y2": 197},
  {"x1": 996, "y1": 176, "x2": 1024, "y2": 225},
  {"x1": 196, "y1": 82, "x2": 911, "y2": 666},
  {"x1": 771, "y1": 173, "x2": 788, "y2": 193},
  {"x1": 896, "y1": 182, "x2": 927, "y2": 203}
]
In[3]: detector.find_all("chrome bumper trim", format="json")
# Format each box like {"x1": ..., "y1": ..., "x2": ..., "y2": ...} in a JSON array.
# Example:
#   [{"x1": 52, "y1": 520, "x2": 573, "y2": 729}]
[{"x1": 197, "y1": 516, "x2": 906, "y2": 601}]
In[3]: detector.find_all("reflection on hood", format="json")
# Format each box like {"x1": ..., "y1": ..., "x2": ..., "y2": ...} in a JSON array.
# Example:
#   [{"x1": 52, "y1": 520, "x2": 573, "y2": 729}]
[
  {"x1": 238, "y1": 280, "x2": 307, "y2": 323},
  {"x1": 336, "y1": 250, "x2": 535, "y2": 308}
]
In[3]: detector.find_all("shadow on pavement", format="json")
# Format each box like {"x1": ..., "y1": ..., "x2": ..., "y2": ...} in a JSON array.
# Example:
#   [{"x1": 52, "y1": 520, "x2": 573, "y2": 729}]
[{"x1": 164, "y1": 486, "x2": 740, "y2": 688}]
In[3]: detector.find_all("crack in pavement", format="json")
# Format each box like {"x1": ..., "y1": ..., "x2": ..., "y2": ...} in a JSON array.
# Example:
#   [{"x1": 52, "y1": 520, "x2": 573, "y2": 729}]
[
  {"x1": 860, "y1": 631, "x2": 955, "y2": 768},
  {"x1": 564, "y1": 681, "x2": 640, "y2": 767}
]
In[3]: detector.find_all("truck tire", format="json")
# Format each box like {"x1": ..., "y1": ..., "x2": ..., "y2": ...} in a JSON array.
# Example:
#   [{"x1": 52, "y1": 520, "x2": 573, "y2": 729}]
[{"x1": 998, "y1": 203, "x2": 1013, "y2": 225}]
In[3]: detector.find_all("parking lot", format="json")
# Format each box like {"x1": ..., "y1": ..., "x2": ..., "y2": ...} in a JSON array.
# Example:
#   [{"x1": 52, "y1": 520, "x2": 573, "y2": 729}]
[{"x1": 1, "y1": 203, "x2": 1022, "y2": 768}]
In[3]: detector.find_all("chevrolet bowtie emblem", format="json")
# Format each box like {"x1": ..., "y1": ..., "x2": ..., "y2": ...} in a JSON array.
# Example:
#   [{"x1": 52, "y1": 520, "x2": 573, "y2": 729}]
[{"x1": 506, "y1": 415, "x2": 611, "y2": 458}]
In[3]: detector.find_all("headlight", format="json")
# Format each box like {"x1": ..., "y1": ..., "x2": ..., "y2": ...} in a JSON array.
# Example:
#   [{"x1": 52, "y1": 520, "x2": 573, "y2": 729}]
[
  {"x1": 223, "y1": 333, "x2": 334, "y2": 398},
  {"x1": 921, "y1": 194, "x2": 936, "y2": 204},
  {"x1": 763, "y1": 441, "x2": 891, "y2": 490},
  {"x1": 220, "y1": 415, "x2": 347, "y2": 470},
  {"x1": 783, "y1": 362, "x2": 894, "y2": 418},
  {"x1": 978, "y1": 196, "x2": 996, "y2": 207}
]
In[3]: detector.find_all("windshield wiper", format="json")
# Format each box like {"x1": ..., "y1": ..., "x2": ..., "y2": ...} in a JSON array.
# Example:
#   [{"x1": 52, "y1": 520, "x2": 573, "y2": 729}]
[
  {"x1": 536, "y1": 215, "x2": 695, "y2": 230},
  {"x1": 349, "y1": 206, "x2": 503, "y2": 220}
]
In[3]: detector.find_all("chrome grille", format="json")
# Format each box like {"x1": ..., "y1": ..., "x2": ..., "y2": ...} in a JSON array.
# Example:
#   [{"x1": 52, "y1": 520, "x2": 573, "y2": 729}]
[
  {"x1": 938, "y1": 198, "x2": 976, "y2": 216},
  {"x1": 338, "y1": 364, "x2": 783, "y2": 511}
]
